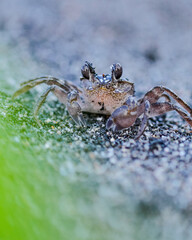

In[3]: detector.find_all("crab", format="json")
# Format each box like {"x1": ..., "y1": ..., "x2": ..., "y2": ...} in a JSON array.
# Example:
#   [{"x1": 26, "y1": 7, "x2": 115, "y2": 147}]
[{"x1": 13, "y1": 61, "x2": 192, "y2": 140}]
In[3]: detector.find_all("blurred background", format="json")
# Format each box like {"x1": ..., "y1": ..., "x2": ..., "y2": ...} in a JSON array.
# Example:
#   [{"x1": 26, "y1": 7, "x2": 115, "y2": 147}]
[
  {"x1": 1, "y1": 0, "x2": 192, "y2": 96},
  {"x1": 0, "y1": 0, "x2": 192, "y2": 240}
]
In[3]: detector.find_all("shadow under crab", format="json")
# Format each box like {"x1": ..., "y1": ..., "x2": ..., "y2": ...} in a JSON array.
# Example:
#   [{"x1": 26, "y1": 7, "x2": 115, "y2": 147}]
[{"x1": 13, "y1": 61, "x2": 192, "y2": 140}]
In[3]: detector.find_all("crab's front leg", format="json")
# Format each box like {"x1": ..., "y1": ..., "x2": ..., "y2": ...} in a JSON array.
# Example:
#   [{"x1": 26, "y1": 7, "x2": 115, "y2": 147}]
[
  {"x1": 67, "y1": 91, "x2": 86, "y2": 127},
  {"x1": 12, "y1": 75, "x2": 86, "y2": 127},
  {"x1": 142, "y1": 86, "x2": 192, "y2": 126}
]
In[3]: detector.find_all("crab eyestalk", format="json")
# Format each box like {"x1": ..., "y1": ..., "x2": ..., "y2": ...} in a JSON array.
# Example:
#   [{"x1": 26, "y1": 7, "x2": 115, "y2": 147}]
[
  {"x1": 81, "y1": 61, "x2": 96, "y2": 82},
  {"x1": 111, "y1": 63, "x2": 123, "y2": 82}
]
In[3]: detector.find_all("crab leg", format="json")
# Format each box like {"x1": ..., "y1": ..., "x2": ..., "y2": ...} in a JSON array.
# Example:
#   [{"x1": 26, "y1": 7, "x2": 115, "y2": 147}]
[
  {"x1": 34, "y1": 87, "x2": 52, "y2": 126},
  {"x1": 135, "y1": 100, "x2": 150, "y2": 140},
  {"x1": 159, "y1": 94, "x2": 171, "y2": 102},
  {"x1": 134, "y1": 101, "x2": 192, "y2": 140},
  {"x1": 149, "y1": 102, "x2": 192, "y2": 126},
  {"x1": 143, "y1": 86, "x2": 192, "y2": 116},
  {"x1": 13, "y1": 75, "x2": 85, "y2": 126},
  {"x1": 12, "y1": 76, "x2": 81, "y2": 99},
  {"x1": 67, "y1": 91, "x2": 86, "y2": 127},
  {"x1": 31, "y1": 86, "x2": 67, "y2": 126},
  {"x1": 31, "y1": 85, "x2": 85, "y2": 126},
  {"x1": 21, "y1": 76, "x2": 80, "y2": 92},
  {"x1": 162, "y1": 87, "x2": 192, "y2": 116}
]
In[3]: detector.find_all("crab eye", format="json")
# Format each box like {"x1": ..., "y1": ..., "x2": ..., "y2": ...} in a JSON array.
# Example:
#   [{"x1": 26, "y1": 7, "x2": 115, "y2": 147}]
[
  {"x1": 81, "y1": 64, "x2": 90, "y2": 79},
  {"x1": 81, "y1": 61, "x2": 96, "y2": 80},
  {"x1": 112, "y1": 63, "x2": 123, "y2": 79}
]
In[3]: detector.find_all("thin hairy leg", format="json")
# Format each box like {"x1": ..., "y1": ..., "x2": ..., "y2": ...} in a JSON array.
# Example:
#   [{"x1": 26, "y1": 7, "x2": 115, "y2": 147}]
[
  {"x1": 149, "y1": 102, "x2": 192, "y2": 126},
  {"x1": 142, "y1": 86, "x2": 192, "y2": 116},
  {"x1": 34, "y1": 86, "x2": 67, "y2": 126},
  {"x1": 12, "y1": 76, "x2": 81, "y2": 99}
]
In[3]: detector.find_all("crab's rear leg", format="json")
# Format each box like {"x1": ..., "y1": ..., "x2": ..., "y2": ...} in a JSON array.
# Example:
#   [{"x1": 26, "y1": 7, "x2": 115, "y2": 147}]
[
  {"x1": 13, "y1": 76, "x2": 85, "y2": 126},
  {"x1": 136, "y1": 101, "x2": 192, "y2": 140},
  {"x1": 162, "y1": 87, "x2": 192, "y2": 116},
  {"x1": 32, "y1": 86, "x2": 68, "y2": 126},
  {"x1": 149, "y1": 102, "x2": 192, "y2": 127},
  {"x1": 31, "y1": 86, "x2": 85, "y2": 127},
  {"x1": 143, "y1": 86, "x2": 192, "y2": 117},
  {"x1": 160, "y1": 94, "x2": 171, "y2": 102},
  {"x1": 12, "y1": 76, "x2": 75, "y2": 99}
]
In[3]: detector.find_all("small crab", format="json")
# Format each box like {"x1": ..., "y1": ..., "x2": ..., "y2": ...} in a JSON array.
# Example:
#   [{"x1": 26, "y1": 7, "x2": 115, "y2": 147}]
[{"x1": 13, "y1": 61, "x2": 192, "y2": 140}]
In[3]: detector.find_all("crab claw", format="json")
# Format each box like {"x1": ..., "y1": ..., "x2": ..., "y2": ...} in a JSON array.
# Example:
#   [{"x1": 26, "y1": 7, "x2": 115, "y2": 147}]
[
  {"x1": 106, "y1": 116, "x2": 125, "y2": 131},
  {"x1": 106, "y1": 96, "x2": 138, "y2": 132},
  {"x1": 106, "y1": 105, "x2": 137, "y2": 132},
  {"x1": 106, "y1": 118, "x2": 114, "y2": 129}
]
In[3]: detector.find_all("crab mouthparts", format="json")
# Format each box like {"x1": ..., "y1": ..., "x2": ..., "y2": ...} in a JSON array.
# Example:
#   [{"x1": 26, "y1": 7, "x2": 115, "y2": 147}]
[{"x1": 96, "y1": 74, "x2": 111, "y2": 85}]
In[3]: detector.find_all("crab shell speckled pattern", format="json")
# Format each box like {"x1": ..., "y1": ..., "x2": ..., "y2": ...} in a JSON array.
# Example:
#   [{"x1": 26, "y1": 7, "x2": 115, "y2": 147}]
[{"x1": 79, "y1": 80, "x2": 135, "y2": 115}]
